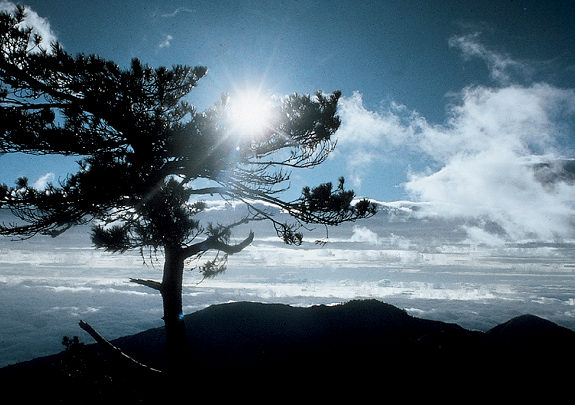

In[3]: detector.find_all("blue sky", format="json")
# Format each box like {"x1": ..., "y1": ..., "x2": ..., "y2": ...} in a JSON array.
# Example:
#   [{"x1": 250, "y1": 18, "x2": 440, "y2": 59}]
[{"x1": 1, "y1": 0, "x2": 575, "y2": 242}]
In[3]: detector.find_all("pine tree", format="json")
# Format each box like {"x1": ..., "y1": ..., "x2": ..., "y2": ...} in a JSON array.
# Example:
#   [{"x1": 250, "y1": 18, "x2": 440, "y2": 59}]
[{"x1": 0, "y1": 6, "x2": 376, "y2": 372}]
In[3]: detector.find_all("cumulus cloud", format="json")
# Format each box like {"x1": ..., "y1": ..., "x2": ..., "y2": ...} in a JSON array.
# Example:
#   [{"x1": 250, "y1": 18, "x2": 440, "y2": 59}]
[
  {"x1": 350, "y1": 225, "x2": 381, "y2": 245},
  {"x1": 336, "y1": 35, "x2": 575, "y2": 242},
  {"x1": 336, "y1": 92, "x2": 416, "y2": 148},
  {"x1": 32, "y1": 172, "x2": 54, "y2": 190},
  {"x1": 411, "y1": 85, "x2": 575, "y2": 241},
  {"x1": 0, "y1": 1, "x2": 57, "y2": 52},
  {"x1": 335, "y1": 92, "x2": 420, "y2": 186}
]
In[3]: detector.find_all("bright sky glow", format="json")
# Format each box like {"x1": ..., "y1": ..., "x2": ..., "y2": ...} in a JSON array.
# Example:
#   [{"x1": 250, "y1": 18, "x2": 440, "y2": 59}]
[{"x1": 227, "y1": 89, "x2": 275, "y2": 139}]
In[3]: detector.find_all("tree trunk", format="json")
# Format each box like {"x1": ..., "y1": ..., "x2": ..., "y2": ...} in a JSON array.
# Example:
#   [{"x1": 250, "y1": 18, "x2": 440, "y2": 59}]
[{"x1": 161, "y1": 246, "x2": 188, "y2": 373}]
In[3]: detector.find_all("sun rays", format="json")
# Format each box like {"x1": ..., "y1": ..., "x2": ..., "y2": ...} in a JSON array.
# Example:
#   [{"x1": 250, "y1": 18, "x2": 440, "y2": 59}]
[{"x1": 226, "y1": 88, "x2": 275, "y2": 139}]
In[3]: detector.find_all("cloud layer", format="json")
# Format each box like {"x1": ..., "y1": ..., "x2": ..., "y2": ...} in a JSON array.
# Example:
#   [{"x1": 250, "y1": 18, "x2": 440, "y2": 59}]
[{"x1": 336, "y1": 34, "x2": 575, "y2": 242}]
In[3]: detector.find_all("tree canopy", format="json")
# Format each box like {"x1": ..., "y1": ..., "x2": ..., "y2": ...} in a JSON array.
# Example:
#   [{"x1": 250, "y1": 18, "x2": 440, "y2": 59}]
[{"x1": 0, "y1": 6, "x2": 376, "y2": 279}]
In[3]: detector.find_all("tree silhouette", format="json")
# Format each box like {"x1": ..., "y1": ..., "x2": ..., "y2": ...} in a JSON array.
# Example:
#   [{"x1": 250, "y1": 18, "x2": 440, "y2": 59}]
[{"x1": 0, "y1": 6, "x2": 376, "y2": 371}]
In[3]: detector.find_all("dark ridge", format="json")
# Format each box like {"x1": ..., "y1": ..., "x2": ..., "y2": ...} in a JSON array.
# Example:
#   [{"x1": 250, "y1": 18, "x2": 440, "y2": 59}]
[
  {"x1": 1, "y1": 300, "x2": 574, "y2": 401},
  {"x1": 486, "y1": 313, "x2": 575, "y2": 356},
  {"x1": 486, "y1": 313, "x2": 575, "y2": 339},
  {"x1": 108, "y1": 299, "x2": 485, "y2": 370}
]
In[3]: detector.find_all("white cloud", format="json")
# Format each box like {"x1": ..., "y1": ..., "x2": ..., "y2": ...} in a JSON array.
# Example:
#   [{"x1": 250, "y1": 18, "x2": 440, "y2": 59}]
[
  {"x1": 448, "y1": 32, "x2": 528, "y2": 84},
  {"x1": 418, "y1": 84, "x2": 574, "y2": 160},
  {"x1": 335, "y1": 36, "x2": 575, "y2": 242},
  {"x1": 32, "y1": 172, "x2": 54, "y2": 190},
  {"x1": 159, "y1": 7, "x2": 195, "y2": 18},
  {"x1": 462, "y1": 225, "x2": 507, "y2": 247},
  {"x1": 337, "y1": 92, "x2": 416, "y2": 148},
  {"x1": 350, "y1": 225, "x2": 381, "y2": 245},
  {"x1": 405, "y1": 83, "x2": 575, "y2": 241},
  {"x1": 158, "y1": 34, "x2": 173, "y2": 48},
  {"x1": 335, "y1": 92, "x2": 420, "y2": 187},
  {"x1": 0, "y1": 1, "x2": 57, "y2": 52}
]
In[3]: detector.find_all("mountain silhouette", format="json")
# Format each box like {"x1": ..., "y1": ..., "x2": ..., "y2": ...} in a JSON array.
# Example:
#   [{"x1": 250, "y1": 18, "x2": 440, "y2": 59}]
[
  {"x1": 1, "y1": 299, "x2": 574, "y2": 401},
  {"x1": 109, "y1": 299, "x2": 484, "y2": 370}
]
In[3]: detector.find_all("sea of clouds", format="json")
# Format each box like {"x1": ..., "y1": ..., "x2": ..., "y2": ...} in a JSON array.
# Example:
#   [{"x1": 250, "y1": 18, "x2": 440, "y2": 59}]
[{"x1": 2, "y1": 202, "x2": 575, "y2": 367}]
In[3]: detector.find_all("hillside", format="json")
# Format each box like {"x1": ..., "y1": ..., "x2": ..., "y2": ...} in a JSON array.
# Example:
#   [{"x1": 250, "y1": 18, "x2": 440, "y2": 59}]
[{"x1": 1, "y1": 299, "x2": 574, "y2": 401}]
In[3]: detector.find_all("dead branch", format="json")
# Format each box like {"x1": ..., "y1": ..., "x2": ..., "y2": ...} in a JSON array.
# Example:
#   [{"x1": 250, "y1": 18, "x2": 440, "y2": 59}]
[
  {"x1": 129, "y1": 278, "x2": 162, "y2": 291},
  {"x1": 78, "y1": 320, "x2": 163, "y2": 374}
]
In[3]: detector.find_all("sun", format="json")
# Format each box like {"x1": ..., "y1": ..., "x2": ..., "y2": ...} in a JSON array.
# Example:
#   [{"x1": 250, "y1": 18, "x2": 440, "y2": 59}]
[{"x1": 227, "y1": 89, "x2": 275, "y2": 138}]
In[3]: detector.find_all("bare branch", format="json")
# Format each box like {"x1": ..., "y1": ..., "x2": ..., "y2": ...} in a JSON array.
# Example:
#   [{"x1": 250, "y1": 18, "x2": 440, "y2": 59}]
[
  {"x1": 129, "y1": 278, "x2": 162, "y2": 291},
  {"x1": 78, "y1": 320, "x2": 163, "y2": 374}
]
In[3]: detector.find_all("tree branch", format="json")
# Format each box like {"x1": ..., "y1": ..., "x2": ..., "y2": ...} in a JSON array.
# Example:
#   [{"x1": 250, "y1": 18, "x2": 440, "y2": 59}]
[
  {"x1": 182, "y1": 230, "x2": 254, "y2": 259},
  {"x1": 0, "y1": 58, "x2": 83, "y2": 106},
  {"x1": 129, "y1": 278, "x2": 162, "y2": 291},
  {"x1": 0, "y1": 101, "x2": 70, "y2": 110},
  {"x1": 187, "y1": 186, "x2": 227, "y2": 195},
  {"x1": 207, "y1": 230, "x2": 254, "y2": 254},
  {"x1": 78, "y1": 320, "x2": 163, "y2": 374}
]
